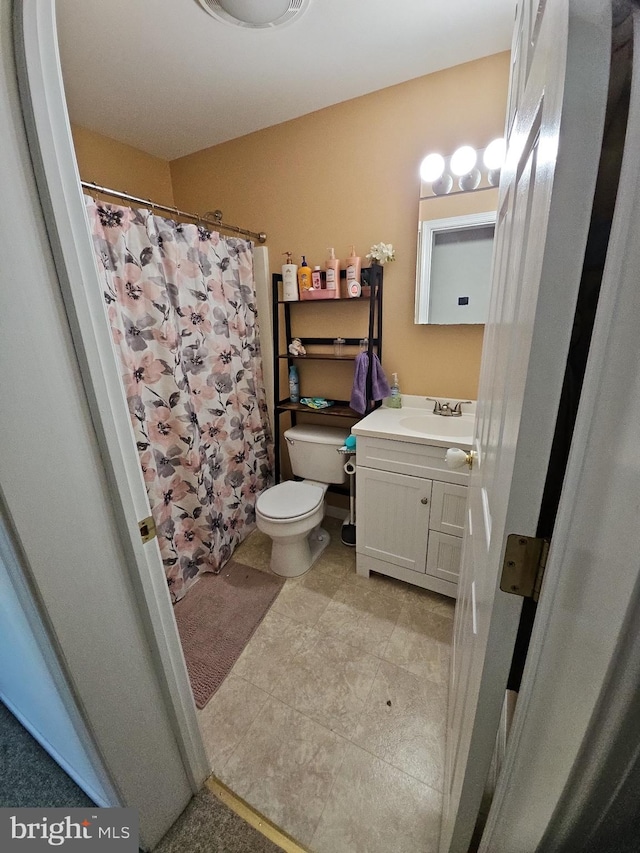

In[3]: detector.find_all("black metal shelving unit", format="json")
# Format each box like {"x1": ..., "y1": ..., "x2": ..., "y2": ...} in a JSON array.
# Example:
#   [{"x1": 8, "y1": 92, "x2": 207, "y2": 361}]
[{"x1": 272, "y1": 264, "x2": 383, "y2": 485}]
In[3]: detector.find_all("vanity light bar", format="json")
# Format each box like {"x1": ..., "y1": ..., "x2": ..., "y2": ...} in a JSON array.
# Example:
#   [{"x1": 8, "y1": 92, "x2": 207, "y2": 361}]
[{"x1": 420, "y1": 139, "x2": 506, "y2": 198}]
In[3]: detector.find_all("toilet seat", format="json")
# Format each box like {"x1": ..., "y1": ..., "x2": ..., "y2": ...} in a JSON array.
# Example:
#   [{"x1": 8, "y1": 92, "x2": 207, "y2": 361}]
[{"x1": 257, "y1": 481, "x2": 324, "y2": 521}]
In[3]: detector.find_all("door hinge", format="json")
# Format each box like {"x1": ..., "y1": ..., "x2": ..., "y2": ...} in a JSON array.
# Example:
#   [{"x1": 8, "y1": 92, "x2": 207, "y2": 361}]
[
  {"x1": 138, "y1": 515, "x2": 157, "y2": 544},
  {"x1": 500, "y1": 534, "x2": 550, "y2": 601}
]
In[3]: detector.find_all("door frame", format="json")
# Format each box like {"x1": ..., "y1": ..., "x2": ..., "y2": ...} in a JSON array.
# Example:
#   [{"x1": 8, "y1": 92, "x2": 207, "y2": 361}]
[{"x1": 15, "y1": 0, "x2": 209, "y2": 790}]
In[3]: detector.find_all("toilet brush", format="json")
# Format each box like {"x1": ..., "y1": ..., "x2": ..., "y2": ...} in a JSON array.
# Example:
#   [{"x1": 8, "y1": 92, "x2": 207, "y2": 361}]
[{"x1": 339, "y1": 451, "x2": 357, "y2": 547}]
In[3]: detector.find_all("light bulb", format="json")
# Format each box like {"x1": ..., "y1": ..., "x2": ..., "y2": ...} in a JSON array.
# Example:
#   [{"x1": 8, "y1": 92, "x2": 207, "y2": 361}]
[
  {"x1": 450, "y1": 146, "x2": 477, "y2": 177},
  {"x1": 420, "y1": 153, "x2": 445, "y2": 183},
  {"x1": 483, "y1": 137, "x2": 506, "y2": 170}
]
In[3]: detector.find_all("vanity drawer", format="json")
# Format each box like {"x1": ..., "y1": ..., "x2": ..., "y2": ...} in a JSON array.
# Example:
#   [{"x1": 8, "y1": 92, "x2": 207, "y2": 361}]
[{"x1": 356, "y1": 436, "x2": 469, "y2": 485}]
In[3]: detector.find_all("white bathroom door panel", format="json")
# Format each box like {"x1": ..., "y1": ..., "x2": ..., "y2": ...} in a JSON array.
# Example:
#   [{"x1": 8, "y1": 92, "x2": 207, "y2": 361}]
[
  {"x1": 16, "y1": 0, "x2": 209, "y2": 842},
  {"x1": 440, "y1": 1, "x2": 611, "y2": 851},
  {"x1": 479, "y1": 10, "x2": 640, "y2": 847}
]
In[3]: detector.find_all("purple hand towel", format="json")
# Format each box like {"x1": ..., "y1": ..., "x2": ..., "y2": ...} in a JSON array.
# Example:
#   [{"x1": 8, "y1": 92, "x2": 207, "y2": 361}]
[{"x1": 350, "y1": 352, "x2": 392, "y2": 415}]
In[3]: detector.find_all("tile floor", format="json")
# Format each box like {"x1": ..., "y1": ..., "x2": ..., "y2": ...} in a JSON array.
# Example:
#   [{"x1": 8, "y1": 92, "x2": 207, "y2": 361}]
[{"x1": 197, "y1": 516, "x2": 455, "y2": 853}]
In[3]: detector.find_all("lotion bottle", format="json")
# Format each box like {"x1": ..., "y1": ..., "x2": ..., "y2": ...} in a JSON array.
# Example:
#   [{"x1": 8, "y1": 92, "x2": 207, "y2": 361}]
[
  {"x1": 297, "y1": 255, "x2": 312, "y2": 298},
  {"x1": 282, "y1": 252, "x2": 298, "y2": 301},
  {"x1": 325, "y1": 248, "x2": 341, "y2": 299},
  {"x1": 345, "y1": 245, "x2": 362, "y2": 298},
  {"x1": 289, "y1": 365, "x2": 300, "y2": 403}
]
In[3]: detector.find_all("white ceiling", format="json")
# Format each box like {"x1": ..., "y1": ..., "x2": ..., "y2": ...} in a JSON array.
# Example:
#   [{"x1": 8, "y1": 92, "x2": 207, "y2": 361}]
[{"x1": 56, "y1": 0, "x2": 515, "y2": 161}]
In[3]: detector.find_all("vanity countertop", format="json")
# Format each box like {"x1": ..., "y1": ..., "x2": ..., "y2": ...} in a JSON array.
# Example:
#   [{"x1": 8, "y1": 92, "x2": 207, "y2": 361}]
[{"x1": 352, "y1": 395, "x2": 474, "y2": 449}]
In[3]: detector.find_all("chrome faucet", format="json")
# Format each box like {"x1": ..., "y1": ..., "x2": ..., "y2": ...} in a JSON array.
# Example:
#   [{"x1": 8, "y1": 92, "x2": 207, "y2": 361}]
[{"x1": 426, "y1": 398, "x2": 471, "y2": 417}]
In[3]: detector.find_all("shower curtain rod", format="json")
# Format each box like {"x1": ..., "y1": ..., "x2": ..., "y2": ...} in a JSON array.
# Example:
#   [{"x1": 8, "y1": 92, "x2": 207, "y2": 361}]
[{"x1": 81, "y1": 180, "x2": 267, "y2": 243}]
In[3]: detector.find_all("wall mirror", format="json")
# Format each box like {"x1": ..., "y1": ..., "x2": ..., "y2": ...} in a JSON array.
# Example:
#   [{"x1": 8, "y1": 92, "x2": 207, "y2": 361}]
[{"x1": 415, "y1": 209, "x2": 496, "y2": 325}]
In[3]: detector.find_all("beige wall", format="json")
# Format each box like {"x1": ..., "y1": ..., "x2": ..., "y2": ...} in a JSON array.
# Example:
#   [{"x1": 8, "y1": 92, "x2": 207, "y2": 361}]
[
  {"x1": 170, "y1": 53, "x2": 510, "y2": 400},
  {"x1": 71, "y1": 123, "x2": 175, "y2": 207}
]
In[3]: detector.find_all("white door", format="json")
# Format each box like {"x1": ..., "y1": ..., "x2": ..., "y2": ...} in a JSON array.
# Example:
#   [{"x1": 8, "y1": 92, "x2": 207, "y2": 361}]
[
  {"x1": 14, "y1": 0, "x2": 209, "y2": 835},
  {"x1": 440, "y1": 1, "x2": 612, "y2": 851}
]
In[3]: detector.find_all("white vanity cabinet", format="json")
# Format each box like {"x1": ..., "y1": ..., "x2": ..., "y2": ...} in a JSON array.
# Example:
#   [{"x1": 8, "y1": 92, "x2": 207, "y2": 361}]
[{"x1": 355, "y1": 435, "x2": 469, "y2": 598}]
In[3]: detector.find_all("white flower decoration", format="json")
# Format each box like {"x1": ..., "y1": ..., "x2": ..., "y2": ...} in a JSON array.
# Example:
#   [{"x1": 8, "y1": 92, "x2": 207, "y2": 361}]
[{"x1": 366, "y1": 242, "x2": 396, "y2": 264}]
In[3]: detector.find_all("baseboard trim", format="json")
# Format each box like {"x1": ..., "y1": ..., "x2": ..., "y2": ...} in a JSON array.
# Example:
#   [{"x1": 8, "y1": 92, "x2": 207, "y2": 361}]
[{"x1": 325, "y1": 505, "x2": 348, "y2": 521}]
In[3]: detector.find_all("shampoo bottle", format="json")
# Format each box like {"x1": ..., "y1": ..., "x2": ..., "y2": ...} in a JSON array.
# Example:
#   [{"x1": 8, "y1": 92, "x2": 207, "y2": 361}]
[
  {"x1": 345, "y1": 245, "x2": 362, "y2": 298},
  {"x1": 282, "y1": 252, "x2": 298, "y2": 301},
  {"x1": 325, "y1": 248, "x2": 341, "y2": 299},
  {"x1": 297, "y1": 255, "x2": 312, "y2": 299},
  {"x1": 387, "y1": 372, "x2": 402, "y2": 409},
  {"x1": 289, "y1": 364, "x2": 300, "y2": 403}
]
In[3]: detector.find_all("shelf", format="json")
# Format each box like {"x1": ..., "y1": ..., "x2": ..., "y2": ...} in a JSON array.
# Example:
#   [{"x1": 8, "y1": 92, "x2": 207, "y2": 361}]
[
  {"x1": 277, "y1": 295, "x2": 373, "y2": 304},
  {"x1": 284, "y1": 337, "x2": 379, "y2": 347},
  {"x1": 278, "y1": 354, "x2": 357, "y2": 361},
  {"x1": 272, "y1": 266, "x2": 382, "y2": 483},
  {"x1": 277, "y1": 400, "x2": 361, "y2": 419}
]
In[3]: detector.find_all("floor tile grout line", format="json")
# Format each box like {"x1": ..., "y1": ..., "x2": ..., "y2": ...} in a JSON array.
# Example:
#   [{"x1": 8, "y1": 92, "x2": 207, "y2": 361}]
[
  {"x1": 202, "y1": 673, "x2": 272, "y2": 778},
  {"x1": 305, "y1": 724, "x2": 353, "y2": 848},
  {"x1": 323, "y1": 652, "x2": 447, "y2": 795},
  {"x1": 218, "y1": 690, "x2": 355, "y2": 847},
  {"x1": 342, "y1": 735, "x2": 446, "y2": 796},
  {"x1": 308, "y1": 740, "x2": 446, "y2": 851},
  {"x1": 223, "y1": 647, "x2": 449, "y2": 781}
]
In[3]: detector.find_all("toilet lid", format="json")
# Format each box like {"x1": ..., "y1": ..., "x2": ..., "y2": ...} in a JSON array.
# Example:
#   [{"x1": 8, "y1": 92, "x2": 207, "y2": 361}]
[{"x1": 257, "y1": 481, "x2": 324, "y2": 520}]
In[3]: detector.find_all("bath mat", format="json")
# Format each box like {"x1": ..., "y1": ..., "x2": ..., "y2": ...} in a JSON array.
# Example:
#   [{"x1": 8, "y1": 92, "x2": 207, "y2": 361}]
[{"x1": 174, "y1": 560, "x2": 284, "y2": 709}]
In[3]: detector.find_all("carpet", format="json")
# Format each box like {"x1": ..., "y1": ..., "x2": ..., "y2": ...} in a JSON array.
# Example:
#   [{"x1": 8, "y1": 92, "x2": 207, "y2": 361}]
[
  {"x1": 174, "y1": 560, "x2": 284, "y2": 709},
  {"x1": 0, "y1": 702, "x2": 94, "y2": 808},
  {"x1": 154, "y1": 786, "x2": 284, "y2": 853}
]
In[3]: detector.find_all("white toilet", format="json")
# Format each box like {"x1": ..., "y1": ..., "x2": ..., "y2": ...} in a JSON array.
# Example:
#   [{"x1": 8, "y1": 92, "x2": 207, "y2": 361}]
[{"x1": 256, "y1": 424, "x2": 347, "y2": 577}]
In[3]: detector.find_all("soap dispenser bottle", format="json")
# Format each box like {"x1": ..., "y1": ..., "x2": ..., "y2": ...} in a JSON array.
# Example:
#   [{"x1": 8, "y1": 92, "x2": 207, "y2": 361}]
[
  {"x1": 282, "y1": 252, "x2": 298, "y2": 301},
  {"x1": 297, "y1": 255, "x2": 312, "y2": 299},
  {"x1": 387, "y1": 373, "x2": 402, "y2": 408},
  {"x1": 345, "y1": 245, "x2": 362, "y2": 298},
  {"x1": 325, "y1": 248, "x2": 341, "y2": 299}
]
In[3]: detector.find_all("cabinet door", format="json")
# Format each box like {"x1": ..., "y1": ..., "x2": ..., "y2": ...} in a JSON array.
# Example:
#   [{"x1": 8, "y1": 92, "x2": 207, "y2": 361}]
[
  {"x1": 430, "y1": 482, "x2": 468, "y2": 537},
  {"x1": 426, "y1": 531, "x2": 462, "y2": 584},
  {"x1": 357, "y1": 468, "x2": 431, "y2": 574}
]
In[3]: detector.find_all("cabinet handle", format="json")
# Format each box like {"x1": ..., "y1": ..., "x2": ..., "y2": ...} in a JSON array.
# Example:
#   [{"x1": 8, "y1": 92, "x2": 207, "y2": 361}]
[{"x1": 421, "y1": 497, "x2": 429, "y2": 505}]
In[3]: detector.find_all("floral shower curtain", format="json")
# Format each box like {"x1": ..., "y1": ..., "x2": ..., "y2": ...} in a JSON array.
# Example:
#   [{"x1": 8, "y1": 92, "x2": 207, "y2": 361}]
[{"x1": 87, "y1": 198, "x2": 272, "y2": 602}]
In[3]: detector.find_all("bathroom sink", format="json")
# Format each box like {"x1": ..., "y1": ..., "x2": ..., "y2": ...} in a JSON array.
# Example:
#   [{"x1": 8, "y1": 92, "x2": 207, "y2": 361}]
[{"x1": 399, "y1": 414, "x2": 474, "y2": 438}]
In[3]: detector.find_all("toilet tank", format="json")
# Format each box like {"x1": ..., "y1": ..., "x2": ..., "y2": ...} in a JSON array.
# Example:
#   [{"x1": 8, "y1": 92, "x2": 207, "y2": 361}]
[{"x1": 284, "y1": 424, "x2": 348, "y2": 485}]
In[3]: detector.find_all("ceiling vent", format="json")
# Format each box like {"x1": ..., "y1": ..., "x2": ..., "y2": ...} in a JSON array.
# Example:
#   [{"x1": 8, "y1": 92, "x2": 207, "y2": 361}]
[{"x1": 197, "y1": 0, "x2": 310, "y2": 28}]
